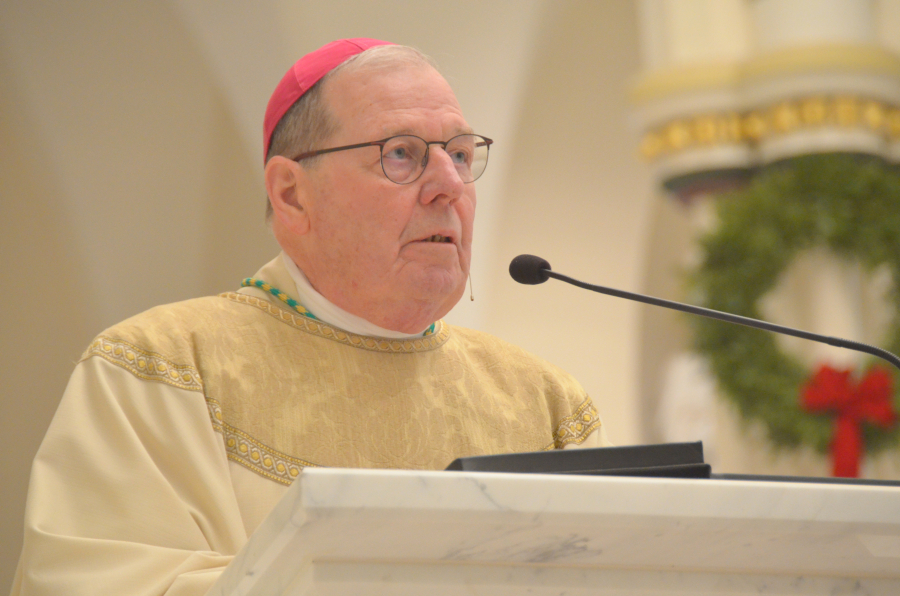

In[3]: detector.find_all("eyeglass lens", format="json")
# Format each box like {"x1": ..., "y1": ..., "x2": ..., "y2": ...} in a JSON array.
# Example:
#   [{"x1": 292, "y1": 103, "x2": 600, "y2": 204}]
[{"x1": 381, "y1": 134, "x2": 489, "y2": 184}]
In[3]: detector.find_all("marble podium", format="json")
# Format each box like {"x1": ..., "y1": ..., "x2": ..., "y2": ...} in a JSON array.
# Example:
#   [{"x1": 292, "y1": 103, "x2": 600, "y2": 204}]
[{"x1": 210, "y1": 468, "x2": 900, "y2": 595}]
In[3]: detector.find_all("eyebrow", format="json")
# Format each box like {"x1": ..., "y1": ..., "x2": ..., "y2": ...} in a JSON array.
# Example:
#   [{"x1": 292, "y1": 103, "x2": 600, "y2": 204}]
[{"x1": 385, "y1": 125, "x2": 475, "y2": 138}]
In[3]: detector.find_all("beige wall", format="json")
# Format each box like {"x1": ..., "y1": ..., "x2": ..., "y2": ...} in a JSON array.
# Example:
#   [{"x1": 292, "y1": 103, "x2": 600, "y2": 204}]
[
  {"x1": 484, "y1": 1, "x2": 651, "y2": 447},
  {"x1": 0, "y1": 1, "x2": 655, "y2": 588}
]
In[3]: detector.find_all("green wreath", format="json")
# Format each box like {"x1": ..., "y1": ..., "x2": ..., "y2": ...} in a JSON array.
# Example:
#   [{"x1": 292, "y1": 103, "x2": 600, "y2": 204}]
[{"x1": 692, "y1": 153, "x2": 900, "y2": 454}]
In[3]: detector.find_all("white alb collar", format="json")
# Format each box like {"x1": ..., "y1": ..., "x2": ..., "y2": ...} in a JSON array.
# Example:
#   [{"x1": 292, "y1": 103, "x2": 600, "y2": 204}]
[{"x1": 281, "y1": 253, "x2": 431, "y2": 339}]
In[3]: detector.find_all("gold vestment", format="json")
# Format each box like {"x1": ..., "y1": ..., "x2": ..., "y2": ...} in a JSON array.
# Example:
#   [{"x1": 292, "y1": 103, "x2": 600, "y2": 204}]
[{"x1": 13, "y1": 256, "x2": 606, "y2": 595}]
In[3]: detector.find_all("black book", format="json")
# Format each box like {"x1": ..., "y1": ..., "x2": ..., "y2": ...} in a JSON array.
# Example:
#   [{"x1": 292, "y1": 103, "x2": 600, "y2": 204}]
[
  {"x1": 446, "y1": 442, "x2": 900, "y2": 486},
  {"x1": 445, "y1": 441, "x2": 711, "y2": 479}
]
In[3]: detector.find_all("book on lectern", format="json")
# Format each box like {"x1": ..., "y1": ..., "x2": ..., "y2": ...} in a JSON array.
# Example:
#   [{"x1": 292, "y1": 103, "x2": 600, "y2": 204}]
[{"x1": 446, "y1": 441, "x2": 711, "y2": 478}]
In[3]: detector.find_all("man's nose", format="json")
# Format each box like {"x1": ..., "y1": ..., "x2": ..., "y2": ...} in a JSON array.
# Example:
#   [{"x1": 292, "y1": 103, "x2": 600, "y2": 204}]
[{"x1": 419, "y1": 146, "x2": 465, "y2": 203}]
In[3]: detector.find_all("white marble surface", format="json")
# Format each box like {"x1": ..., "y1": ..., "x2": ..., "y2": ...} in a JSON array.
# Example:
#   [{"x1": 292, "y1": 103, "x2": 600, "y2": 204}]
[{"x1": 211, "y1": 468, "x2": 900, "y2": 595}]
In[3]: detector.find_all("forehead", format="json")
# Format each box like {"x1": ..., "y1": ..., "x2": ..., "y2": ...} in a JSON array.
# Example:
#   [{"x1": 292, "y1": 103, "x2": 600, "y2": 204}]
[{"x1": 322, "y1": 62, "x2": 468, "y2": 137}]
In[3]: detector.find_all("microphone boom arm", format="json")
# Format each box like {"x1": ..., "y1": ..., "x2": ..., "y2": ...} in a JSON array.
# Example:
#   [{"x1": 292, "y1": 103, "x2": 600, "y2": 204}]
[{"x1": 544, "y1": 269, "x2": 900, "y2": 373}]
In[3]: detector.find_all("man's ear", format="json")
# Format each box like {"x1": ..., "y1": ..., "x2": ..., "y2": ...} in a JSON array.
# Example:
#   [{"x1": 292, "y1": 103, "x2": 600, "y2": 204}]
[{"x1": 265, "y1": 156, "x2": 311, "y2": 236}]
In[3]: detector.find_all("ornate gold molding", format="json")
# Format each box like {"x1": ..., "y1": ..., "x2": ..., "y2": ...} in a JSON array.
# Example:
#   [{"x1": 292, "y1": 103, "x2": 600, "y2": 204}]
[{"x1": 640, "y1": 95, "x2": 900, "y2": 161}]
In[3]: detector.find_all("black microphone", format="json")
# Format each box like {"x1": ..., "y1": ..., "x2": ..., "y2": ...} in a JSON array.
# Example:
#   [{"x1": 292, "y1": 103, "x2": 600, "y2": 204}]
[
  {"x1": 509, "y1": 254, "x2": 552, "y2": 284},
  {"x1": 509, "y1": 254, "x2": 900, "y2": 372}
]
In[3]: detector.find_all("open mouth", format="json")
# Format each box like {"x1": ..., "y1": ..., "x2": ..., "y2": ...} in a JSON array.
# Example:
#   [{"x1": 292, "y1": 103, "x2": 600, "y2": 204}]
[{"x1": 423, "y1": 234, "x2": 453, "y2": 243}]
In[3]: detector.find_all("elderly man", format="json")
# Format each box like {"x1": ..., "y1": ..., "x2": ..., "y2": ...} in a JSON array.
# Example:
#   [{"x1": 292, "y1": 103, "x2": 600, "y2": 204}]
[{"x1": 13, "y1": 39, "x2": 608, "y2": 595}]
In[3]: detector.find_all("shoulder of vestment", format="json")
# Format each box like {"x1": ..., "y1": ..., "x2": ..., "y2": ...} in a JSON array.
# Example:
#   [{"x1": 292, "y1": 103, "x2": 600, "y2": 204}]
[
  {"x1": 77, "y1": 296, "x2": 238, "y2": 391},
  {"x1": 78, "y1": 293, "x2": 457, "y2": 389}
]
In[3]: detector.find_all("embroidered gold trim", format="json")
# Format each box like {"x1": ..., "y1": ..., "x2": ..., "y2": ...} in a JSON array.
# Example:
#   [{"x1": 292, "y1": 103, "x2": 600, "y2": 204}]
[
  {"x1": 220, "y1": 292, "x2": 451, "y2": 353},
  {"x1": 81, "y1": 336, "x2": 203, "y2": 391},
  {"x1": 548, "y1": 398, "x2": 602, "y2": 449},
  {"x1": 206, "y1": 398, "x2": 318, "y2": 485}
]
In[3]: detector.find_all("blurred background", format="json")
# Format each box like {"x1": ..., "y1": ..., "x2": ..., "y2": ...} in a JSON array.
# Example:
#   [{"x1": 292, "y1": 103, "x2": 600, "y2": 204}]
[{"x1": 3, "y1": 0, "x2": 900, "y2": 588}]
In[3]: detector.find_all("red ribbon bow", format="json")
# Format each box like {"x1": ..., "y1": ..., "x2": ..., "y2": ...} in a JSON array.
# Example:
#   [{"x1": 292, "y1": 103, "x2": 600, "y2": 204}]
[{"x1": 801, "y1": 364, "x2": 897, "y2": 477}]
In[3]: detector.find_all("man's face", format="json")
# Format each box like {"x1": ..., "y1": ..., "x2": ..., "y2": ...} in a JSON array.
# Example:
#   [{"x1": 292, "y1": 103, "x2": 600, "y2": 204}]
[{"x1": 295, "y1": 62, "x2": 476, "y2": 333}]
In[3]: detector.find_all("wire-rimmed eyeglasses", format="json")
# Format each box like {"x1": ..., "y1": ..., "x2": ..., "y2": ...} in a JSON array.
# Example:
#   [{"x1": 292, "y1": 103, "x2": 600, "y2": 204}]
[{"x1": 291, "y1": 133, "x2": 493, "y2": 185}]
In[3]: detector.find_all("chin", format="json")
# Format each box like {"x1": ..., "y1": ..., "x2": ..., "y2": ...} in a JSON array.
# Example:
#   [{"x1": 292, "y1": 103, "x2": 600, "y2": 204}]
[
  {"x1": 408, "y1": 272, "x2": 466, "y2": 311},
  {"x1": 417, "y1": 266, "x2": 465, "y2": 294}
]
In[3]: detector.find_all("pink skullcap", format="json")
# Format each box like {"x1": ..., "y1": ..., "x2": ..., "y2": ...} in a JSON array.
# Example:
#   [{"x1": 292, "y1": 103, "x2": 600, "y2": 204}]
[{"x1": 263, "y1": 38, "x2": 394, "y2": 161}]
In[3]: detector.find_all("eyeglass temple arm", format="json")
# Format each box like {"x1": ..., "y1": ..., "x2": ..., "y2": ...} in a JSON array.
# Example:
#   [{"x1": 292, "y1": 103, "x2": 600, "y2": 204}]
[{"x1": 292, "y1": 140, "x2": 386, "y2": 162}]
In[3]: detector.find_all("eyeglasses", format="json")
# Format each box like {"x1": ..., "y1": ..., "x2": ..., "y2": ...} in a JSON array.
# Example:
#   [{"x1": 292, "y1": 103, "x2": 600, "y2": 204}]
[{"x1": 291, "y1": 133, "x2": 493, "y2": 185}]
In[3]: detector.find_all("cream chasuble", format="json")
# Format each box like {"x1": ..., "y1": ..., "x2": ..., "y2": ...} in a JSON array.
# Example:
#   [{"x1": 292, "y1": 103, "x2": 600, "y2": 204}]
[{"x1": 12, "y1": 255, "x2": 608, "y2": 596}]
